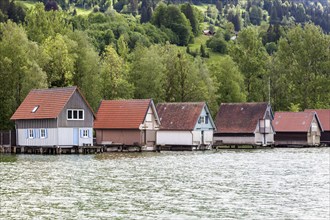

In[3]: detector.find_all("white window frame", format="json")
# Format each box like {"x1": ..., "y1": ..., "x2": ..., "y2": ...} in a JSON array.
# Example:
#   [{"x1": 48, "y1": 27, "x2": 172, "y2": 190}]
[
  {"x1": 200, "y1": 116, "x2": 205, "y2": 124},
  {"x1": 32, "y1": 105, "x2": 39, "y2": 113},
  {"x1": 28, "y1": 129, "x2": 34, "y2": 139},
  {"x1": 67, "y1": 109, "x2": 84, "y2": 120},
  {"x1": 82, "y1": 129, "x2": 89, "y2": 138},
  {"x1": 146, "y1": 113, "x2": 152, "y2": 122},
  {"x1": 311, "y1": 123, "x2": 318, "y2": 132},
  {"x1": 40, "y1": 129, "x2": 46, "y2": 139}
]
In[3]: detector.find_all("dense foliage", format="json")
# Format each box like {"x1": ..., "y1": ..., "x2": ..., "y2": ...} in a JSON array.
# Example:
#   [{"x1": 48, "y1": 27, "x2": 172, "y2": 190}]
[{"x1": 0, "y1": 0, "x2": 329, "y2": 130}]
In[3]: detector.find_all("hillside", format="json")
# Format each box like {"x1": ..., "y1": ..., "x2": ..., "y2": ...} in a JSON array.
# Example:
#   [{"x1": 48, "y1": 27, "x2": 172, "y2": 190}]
[{"x1": 0, "y1": 0, "x2": 329, "y2": 130}]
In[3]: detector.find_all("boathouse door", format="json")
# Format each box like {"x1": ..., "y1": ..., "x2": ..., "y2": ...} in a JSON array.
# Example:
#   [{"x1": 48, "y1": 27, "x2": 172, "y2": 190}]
[
  {"x1": 201, "y1": 131, "x2": 204, "y2": 145},
  {"x1": 73, "y1": 128, "x2": 79, "y2": 146}
]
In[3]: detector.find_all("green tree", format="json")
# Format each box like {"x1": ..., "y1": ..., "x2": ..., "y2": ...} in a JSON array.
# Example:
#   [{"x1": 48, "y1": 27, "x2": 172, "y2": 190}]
[
  {"x1": 271, "y1": 24, "x2": 330, "y2": 110},
  {"x1": 249, "y1": 5, "x2": 262, "y2": 25},
  {"x1": 129, "y1": 44, "x2": 166, "y2": 102},
  {"x1": 25, "y1": 3, "x2": 71, "y2": 43},
  {"x1": 68, "y1": 31, "x2": 102, "y2": 110},
  {"x1": 41, "y1": 34, "x2": 77, "y2": 87},
  {"x1": 230, "y1": 27, "x2": 269, "y2": 102},
  {"x1": 181, "y1": 3, "x2": 201, "y2": 37},
  {"x1": 151, "y1": 4, "x2": 192, "y2": 46},
  {"x1": 162, "y1": 44, "x2": 215, "y2": 103},
  {"x1": 0, "y1": 21, "x2": 47, "y2": 129},
  {"x1": 100, "y1": 45, "x2": 134, "y2": 100},
  {"x1": 116, "y1": 34, "x2": 129, "y2": 58},
  {"x1": 208, "y1": 56, "x2": 246, "y2": 105}
]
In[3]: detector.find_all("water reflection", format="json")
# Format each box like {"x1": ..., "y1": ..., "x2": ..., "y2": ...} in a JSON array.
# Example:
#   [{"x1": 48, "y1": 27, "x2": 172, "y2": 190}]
[
  {"x1": 0, "y1": 154, "x2": 17, "y2": 163},
  {"x1": 1, "y1": 148, "x2": 329, "y2": 219}
]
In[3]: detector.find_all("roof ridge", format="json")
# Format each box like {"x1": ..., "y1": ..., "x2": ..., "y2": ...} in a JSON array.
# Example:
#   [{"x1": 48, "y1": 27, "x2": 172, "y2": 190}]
[
  {"x1": 305, "y1": 109, "x2": 330, "y2": 111},
  {"x1": 32, "y1": 86, "x2": 77, "y2": 92},
  {"x1": 158, "y1": 102, "x2": 205, "y2": 105},
  {"x1": 102, "y1": 99, "x2": 151, "y2": 102},
  {"x1": 221, "y1": 102, "x2": 268, "y2": 105}
]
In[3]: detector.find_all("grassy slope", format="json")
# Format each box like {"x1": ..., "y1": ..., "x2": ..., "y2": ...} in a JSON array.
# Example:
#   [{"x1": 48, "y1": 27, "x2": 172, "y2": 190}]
[
  {"x1": 16, "y1": 1, "x2": 223, "y2": 62},
  {"x1": 188, "y1": 34, "x2": 224, "y2": 64},
  {"x1": 16, "y1": 1, "x2": 35, "y2": 9},
  {"x1": 16, "y1": 1, "x2": 92, "y2": 16}
]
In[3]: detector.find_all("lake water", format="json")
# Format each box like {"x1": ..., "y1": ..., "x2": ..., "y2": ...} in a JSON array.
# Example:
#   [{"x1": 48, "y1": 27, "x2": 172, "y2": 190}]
[{"x1": 1, "y1": 148, "x2": 329, "y2": 219}]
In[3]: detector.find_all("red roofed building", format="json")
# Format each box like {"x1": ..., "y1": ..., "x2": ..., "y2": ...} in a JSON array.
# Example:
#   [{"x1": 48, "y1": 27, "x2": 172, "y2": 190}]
[
  {"x1": 94, "y1": 99, "x2": 160, "y2": 150},
  {"x1": 11, "y1": 87, "x2": 95, "y2": 149},
  {"x1": 214, "y1": 102, "x2": 275, "y2": 146},
  {"x1": 304, "y1": 109, "x2": 330, "y2": 146},
  {"x1": 156, "y1": 102, "x2": 216, "y2": 149},
  {"x1": 274, "y1": 112, "x2": 323, "y2": 147}
]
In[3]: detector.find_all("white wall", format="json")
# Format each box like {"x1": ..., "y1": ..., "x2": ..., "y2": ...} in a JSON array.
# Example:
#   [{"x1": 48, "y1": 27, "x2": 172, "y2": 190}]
[
  {"x1": 203, "y1": 130, "x2": 214, "y2": 145},
  {"x1": 157, "y1": 131, "x2": 193, "y2": 145},
  {"x1": 17, "y1": 128, "x2": 58, "y2": 146},
  {"x1": 255, "y1": 133, "x2": 275, "y2": 146},
  {"x1": 214, "y1": 136, "x2": 255, "y2": 145},
  {"x1": 58, "y1": 128, "x2": 74, "y2": 146},
  {"x1": 58, "y1": 127, "x2": 93, "y2": 146}
]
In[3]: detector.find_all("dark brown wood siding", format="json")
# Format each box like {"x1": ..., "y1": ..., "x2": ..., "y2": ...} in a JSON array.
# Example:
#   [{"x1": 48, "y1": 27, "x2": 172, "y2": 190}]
[
  {"x1": 0, "y1": 130, "x2": 16, "y2": 146},
  {"x1": 15, "y1": 119, "x2": 57, "y2": 129},
  {"x1": 57, "y1": 90, "x2": 94, "y2": 127},
  {"x1": 214, "y1": 133, "x2": 254, "y2": 137},
  {"x1": 321, "y1": 131, "x2": 330, "y2": 145},
  {"x1": 96, "y1": 129, "x2": 142, "y2": 145},
  {"x1": 275, "y1": 132, "x2": 308, "y2": 146}
]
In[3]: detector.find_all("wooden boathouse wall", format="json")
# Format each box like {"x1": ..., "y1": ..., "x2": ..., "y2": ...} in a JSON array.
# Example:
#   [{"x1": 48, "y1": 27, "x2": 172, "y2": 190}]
[{"x1": 0, "y1": 130, "x2": 16, "y2": 146}]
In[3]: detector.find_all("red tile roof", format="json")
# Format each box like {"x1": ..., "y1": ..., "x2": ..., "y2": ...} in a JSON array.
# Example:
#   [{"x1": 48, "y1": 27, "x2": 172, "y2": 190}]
[
  {"x1": 94, "y1": 99, "x2": 152, "y2": 129},
  {"x1": 156, "y1": 102, "x2": 205, "y2": 130},
  {"x1": 11, "y1": 87, "x2": 93, "y2": 120},
  {"x1": 273, "y1": 112, "x2": 319, "y2": 132},
  {"x1": 215, "y1": 102, "x2": 269, "y2": 133},
  {"x1": 305, "y1": 109, "x2": 330, "y2": 131}
]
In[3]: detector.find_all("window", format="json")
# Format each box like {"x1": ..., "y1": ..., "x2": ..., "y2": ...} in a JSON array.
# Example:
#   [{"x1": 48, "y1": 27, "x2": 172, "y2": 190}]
[
  {"x1": 32, "y1": 105, "x2": 39, "y2": 113},
  {"x1": 200, "y1": 116, "x2": 205, "y2": 124},
  {"x1": 68, "y1": 110, "x2": 72, "y2": 119},
  {"x1": 28, "y1": 129, "x2": 34, "y2": 139},
  {"x1": 311, "y1": 123, "x2": 318, "y2": 132},
  {"x1": 83, "y1": 129, "x2": 88, "y2": 138},
  {"x1": 81, "y1": 129, "x2": 89, "y2": 138},
  {"x1": 146, "y1": 114, "x2": 152, "y2": 122},
  {"x1": 67, "y1": 109, "x2": 84, "y2": 120},
  {"x1": 40, "y1": 129, "x2": 46, "y2": 138}
]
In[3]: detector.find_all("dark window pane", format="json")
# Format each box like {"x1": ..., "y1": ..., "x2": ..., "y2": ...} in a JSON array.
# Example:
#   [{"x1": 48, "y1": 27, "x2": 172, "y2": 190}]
[
  {"x1": 73, "y1": 110, "x2": 78, "y2": 119},
  {"x1": 79, "y1": 110, "x2": 83, "y2": 119},
  {"x1": 68, "y1": 110, "x2": 72, "y2": 119}
]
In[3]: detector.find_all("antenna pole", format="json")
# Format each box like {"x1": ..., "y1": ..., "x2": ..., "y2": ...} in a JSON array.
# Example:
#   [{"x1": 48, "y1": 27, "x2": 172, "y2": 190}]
[{"x1": 268, "y1": 76, "x2": 271, "y2": 105}]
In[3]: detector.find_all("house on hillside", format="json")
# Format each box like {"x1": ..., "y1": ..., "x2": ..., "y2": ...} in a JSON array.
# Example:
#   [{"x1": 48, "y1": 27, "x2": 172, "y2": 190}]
[
  {"x1": 11, "y1": 87, "x2": 95, "y2": 151},
  {"x1": 94, "y1": 99, "x2": 160, "y2": 151},
  {"x1": 203, "y1": 30, "x2": 215, "y2": 36},
  {"x1": 274, "y1": 112, "x2": 323, "y2": 147},
  {"x1": 156, "y1": 102, "x2": 216, "y2": 150},
  {"x1": 305, "y1": 109, "x2": 330, "y2": 146},
  {"x1": 213, "y1": 102, "x2": 275, "y2": 147}
]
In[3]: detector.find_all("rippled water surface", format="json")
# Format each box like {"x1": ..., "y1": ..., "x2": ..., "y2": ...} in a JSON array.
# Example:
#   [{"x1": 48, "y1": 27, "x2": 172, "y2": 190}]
[{"x1": 1, "y1": 148, "x2": 329, "y2": 219}]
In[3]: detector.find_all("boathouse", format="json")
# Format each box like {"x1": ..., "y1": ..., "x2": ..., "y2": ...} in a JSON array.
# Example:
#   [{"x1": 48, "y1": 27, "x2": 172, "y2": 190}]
[
  {"x1": 94, "y1": 99, "x2": 160, "y2": 151},
  {"x1": 274, "y1": 112, "x2": 323, "y2": 147},
  {"x1": 305, "y1": 109, "x2": 330, "y2": 146},
  {"x1": 10, "y1": 87, "x2": 95, "y2": 152},
  {"x1": 156, "y1": 102, "x2": 216, "y2": 150},
  {"x1": 213, "y1": 102, "x2": 275, "y2": 147}
]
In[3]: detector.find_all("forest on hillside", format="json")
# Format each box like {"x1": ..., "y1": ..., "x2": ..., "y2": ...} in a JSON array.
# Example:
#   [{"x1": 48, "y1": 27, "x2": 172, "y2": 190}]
[{"x1": 0, "y1": 0, "x2": 329, "y2": 130}]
